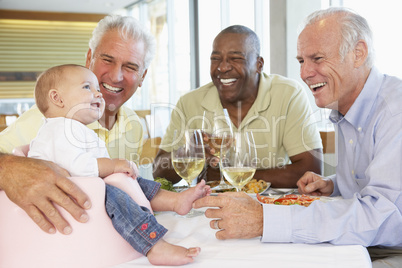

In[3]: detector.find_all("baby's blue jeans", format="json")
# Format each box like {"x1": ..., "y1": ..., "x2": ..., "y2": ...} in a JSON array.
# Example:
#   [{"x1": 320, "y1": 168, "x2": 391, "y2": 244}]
[{"x1": 105, "y1": 177, "x2": 167, "y2": 255}]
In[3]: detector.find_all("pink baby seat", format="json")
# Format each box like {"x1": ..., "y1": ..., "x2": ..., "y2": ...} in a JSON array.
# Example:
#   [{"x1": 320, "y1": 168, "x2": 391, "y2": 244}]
[{"x1": 0, "y1": 146, "x2": 151, "y2": 267}]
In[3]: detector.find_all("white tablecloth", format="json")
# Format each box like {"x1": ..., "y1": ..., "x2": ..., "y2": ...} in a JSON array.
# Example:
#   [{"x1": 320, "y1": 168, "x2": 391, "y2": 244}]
[{"x1": 114, "y1": 208, "x2": 371, "y2": 268}]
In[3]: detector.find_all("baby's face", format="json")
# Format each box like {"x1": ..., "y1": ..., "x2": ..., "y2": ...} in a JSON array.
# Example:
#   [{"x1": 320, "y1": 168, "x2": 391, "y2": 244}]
[{"x1": 62, "y1": 67, "x2": 105, "y2": 125}]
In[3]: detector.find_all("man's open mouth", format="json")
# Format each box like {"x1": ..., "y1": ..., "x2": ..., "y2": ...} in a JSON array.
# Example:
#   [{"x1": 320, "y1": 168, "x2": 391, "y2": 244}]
[
  {"x1": 310, "y1": 82, "x2": 327, "y2": 92},
  {"x1": 102, "y1": 83, "x2": 123, "y2": 93},
  {"x1": 220, "y1": 78, "x2": 237, "y2": 85}
]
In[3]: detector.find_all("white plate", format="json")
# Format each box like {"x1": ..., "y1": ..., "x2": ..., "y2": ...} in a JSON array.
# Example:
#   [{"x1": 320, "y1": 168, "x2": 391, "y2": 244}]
[
  {"x1": 209, "y1": 183, "x2": 271, "y2": 196},
  {"x1": 245, "y1": 182, "x2": 272, "y2": 197},
  {"x1": 256, "y1": 194, "x2": 340, "y2": 205}
]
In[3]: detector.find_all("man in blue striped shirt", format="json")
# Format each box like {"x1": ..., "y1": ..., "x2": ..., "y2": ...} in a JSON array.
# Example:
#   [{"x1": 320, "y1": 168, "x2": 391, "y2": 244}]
[{"x1": 195, "y1": 7, "x2": 402, "y2": 267}]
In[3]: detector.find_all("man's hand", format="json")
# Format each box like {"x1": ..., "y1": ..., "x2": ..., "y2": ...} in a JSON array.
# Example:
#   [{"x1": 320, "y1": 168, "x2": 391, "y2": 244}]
[
  {"x1": 0, "y1": 154, "x2": 91, "y2": 234},
  {"x1": 297, "y1": 171, "x2": 334, "y2": 196},
  {"x1": 193, "y1": 192, "x2": 263, "y2": 239},
  {"x1": 201, "y1": 131, "x2": 219, "y2": 168}
]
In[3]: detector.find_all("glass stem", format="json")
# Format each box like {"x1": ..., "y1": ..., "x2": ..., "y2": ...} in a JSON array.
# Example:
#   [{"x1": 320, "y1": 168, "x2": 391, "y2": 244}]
[{"x1": 219, "y1": 172, "x2": 225, "y2": 185}]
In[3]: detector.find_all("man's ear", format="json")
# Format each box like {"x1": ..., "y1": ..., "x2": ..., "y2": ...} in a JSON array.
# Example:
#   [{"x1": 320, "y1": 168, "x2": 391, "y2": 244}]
[
  {"x1": 85, "y1": 49, "x2": 92, "y2": 68},
  {"x1": 256, "y1": 56, "x2": 264, "y2": 73},
  {"x1": 49, "y1": 89, "x2": 64, "y2": 108},
  {"x1": 138, "y1": 69, "x2": 148, "y2": 88},
  {"x1": 354, "y1": 40, "x2": 368, "y2": 68}
]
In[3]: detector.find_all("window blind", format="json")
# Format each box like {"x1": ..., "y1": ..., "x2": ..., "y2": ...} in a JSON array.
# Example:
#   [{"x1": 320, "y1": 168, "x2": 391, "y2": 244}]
[{"x1": 0, "y1": 19, "x2": 98, "y2": 99}]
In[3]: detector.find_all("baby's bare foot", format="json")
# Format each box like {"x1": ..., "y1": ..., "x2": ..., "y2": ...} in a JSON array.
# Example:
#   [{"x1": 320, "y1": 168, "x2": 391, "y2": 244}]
[
  {"x1": 175, "y1": 180, "x2": 211, "y2": 215},
  {"x1": 147, "y1": 239, "x2": 201, "y2": 266}
]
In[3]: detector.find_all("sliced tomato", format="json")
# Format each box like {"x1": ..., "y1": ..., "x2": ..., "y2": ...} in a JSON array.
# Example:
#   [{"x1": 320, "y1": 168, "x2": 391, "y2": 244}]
[
  {"x1": 274, "y1": 196, "x2": 298, "y2": 203},
  {"x1": 258, "y1": 193, "x2": 319, "y2": 206},
  {"x1": 298, "y1": 194, "x2": 318, "y2": 202},
  {"x1": 257, "y1": 193, "x2": 274, "y2": 204}
]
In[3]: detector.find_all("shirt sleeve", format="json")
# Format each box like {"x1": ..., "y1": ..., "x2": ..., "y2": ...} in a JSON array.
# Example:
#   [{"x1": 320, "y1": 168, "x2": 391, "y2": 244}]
[
  {"x1": 261, "y1": 204, "x2": 293, "y2": 242},
  {"x1": 262, "y1": 112, "x2": 402, "y2": 247},
  {"x1": 0, "y1": 105, "x2": 44, "y2": 153}
]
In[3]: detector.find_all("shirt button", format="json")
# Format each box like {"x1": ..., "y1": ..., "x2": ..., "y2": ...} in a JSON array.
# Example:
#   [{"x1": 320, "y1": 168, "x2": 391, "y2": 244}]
[
  {"x1": 141, "y1": 223, "x2": 148, "y2": 230},
  {"x1": 358, "y1": 127, "x2": 362, "y2": 132},
  {"x1": 349, "y1": 139, "x2": 353, "y2": 144},
  {"x1": 352, "y1": 170, "x2": 355, "y2": 175}
]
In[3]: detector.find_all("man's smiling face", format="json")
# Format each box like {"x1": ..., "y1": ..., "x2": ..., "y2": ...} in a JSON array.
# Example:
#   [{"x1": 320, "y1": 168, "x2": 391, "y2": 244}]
[
  {"x1": 86, "y1": 29, "x2": 147, "y2": 113},
  {"x1": 296, "y1": 16, "x2": 361, "y2": 114},
  {"x1": 210, "y1": 33, "x2": 262, "y2": 104}
]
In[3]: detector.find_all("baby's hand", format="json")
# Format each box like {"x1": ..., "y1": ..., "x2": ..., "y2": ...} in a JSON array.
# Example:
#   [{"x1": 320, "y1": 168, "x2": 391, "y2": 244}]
[{"x1": 112, "y1": 159, "x2": 139, "y2": 179}]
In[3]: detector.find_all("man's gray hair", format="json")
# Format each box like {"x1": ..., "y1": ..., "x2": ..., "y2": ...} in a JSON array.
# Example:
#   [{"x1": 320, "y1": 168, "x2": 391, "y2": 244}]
[
  {"x1": 89, "y1": 15, "x2": 156, "y2": 70},
  {"x1": 298, "y1": 7, "x2": 374, "y2": 67},
  {"x1": 219, "y1": 25, "x2": 261, "y2": 57}
]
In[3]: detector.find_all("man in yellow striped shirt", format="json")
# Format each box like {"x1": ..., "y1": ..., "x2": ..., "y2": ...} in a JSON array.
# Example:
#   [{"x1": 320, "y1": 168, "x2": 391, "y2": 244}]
[{"x1": 0, "y1": 15, "x2": 155, "y2": 235}]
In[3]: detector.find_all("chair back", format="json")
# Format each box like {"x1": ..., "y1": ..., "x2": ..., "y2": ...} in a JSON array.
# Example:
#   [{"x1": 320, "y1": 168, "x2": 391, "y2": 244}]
[
  {"x1": 320, "y1": 131, "x2": 335, "y2": 154},
  {"x1": 134, "y1": 110, "x2": 163, "y2": 165},
  {"x1": 0, "y1": 113, "x2": 18, "y2": 132},
  {"x1": 135, "y1": 109, "x2": 151, "y2": 138}
]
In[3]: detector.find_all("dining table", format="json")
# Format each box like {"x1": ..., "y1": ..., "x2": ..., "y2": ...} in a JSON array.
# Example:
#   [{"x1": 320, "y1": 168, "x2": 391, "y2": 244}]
[{"x1": 114, "y1": 188, "x2": 372, "y2": 268}]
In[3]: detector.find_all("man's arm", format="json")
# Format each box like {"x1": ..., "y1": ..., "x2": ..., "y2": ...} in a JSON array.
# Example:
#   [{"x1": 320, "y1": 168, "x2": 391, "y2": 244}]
[
  {"x1": 0, "y1": 105, "x2": 43, "y2": 153},
  {"x1": 152, "y1": 149, "x2": 182, "y2": 184},
  {"x1": 254, "y1": 149, "x2": 323, "y2": 188},
  {"x1": 0, "y1": 153, "x2": 91, "y2": 234}
]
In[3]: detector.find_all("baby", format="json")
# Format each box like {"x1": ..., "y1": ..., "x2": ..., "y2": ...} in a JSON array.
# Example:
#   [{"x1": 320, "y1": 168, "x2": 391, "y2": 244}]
[{"x1": 28, "y1": 64, "x2": 210, "y2": 266}]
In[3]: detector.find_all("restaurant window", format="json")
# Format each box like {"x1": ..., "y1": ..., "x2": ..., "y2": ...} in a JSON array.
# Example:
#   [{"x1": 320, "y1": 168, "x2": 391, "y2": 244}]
[
  {"x1": 336, "y1": 0, "x2": 402, "y2": 77},
  {"x1": 122, "y1": 0, "x2": 270, "y2": 112},
  {"x1": 122, "y1": 0, "x2": 190, "y2": 112},
  {"x1": 198, "y1": 0, "x2": 270, "y2": 86},
  {"x1": 0, "y1": 19, "x2": 98, "y2": 114}
]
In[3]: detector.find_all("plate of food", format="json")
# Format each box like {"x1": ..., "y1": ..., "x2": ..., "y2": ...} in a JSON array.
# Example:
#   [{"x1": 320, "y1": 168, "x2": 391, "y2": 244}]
[
  {"x1": 256, "y1": 193, "x2": 320, "y2": 207},
  {"x1": 207, "y1": 181, "x2": 236, "y2": 194},
  {"x1": 208, "y1": 179, "x2": 270, "y2": 196},
  {"x1": 242, "y1": 179, "x2": 271, "y2": 196}
]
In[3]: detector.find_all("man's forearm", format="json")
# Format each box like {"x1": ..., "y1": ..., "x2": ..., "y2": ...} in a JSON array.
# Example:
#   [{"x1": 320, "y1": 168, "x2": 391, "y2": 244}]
[
  {"x1": 254, "y1": 150, "x2": 322, "y2": 188},
  {"x1": 0, "y1": 152, "x2": 11, "y2": 190},
  {"x1": 152, "y1": 150, "x2": 182, "y2": 184}
]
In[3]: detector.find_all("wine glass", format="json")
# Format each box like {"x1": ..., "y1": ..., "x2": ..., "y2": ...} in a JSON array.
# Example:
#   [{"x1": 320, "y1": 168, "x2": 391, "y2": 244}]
[
  {"x1": 202, "y1": 109, "x2": 234, "y2": 190},
  {"x1": 220, "y1": 131, "x2": 257, "y2": 192},
  {"x1": 171, "y1": 129, "x2": 206, "y2": 217}
]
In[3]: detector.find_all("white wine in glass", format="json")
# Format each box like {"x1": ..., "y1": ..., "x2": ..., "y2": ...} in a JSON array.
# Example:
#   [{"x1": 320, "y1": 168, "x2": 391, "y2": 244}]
[
  {"x1": 202, "y1": 109, "x2": 234, "y2": 190},
  {"x1": 172, "y1": 157, "x2": 205, "y2": 186},
  {"x1": 208, "y1": 136, "x2": 224, "y2": 157},
  {"x1": 171, "y1": 129, "x2": 205, "y2": 217},
  {"x1": 221, "y1": 167, "x2": 256, "y2": 190},
  {"x1": 220, "y1": 131, "x2": 257, "y2": 192}
]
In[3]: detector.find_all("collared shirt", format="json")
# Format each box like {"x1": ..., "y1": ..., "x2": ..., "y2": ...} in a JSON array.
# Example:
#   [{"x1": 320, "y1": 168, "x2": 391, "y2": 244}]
[
  {"x1": 0, "y1": 105, "x2": 143, "y2": 164},
  {"x1": 262, "y1": 67, "x2": 402, "y2": 247},
  {"x1": 159, "y1": 72, "x2": 322, "y2": 170},
  {"x1": 87, "y1": 107, "x2": 143, "y2": 164}
]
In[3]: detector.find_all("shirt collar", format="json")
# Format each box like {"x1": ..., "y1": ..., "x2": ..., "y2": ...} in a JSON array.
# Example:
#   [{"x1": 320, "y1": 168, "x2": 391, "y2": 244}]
[
  {"x1": 200, "y1": 72, "x2": 271, "y2": 114},
  {"x1": 200, "y1": 82, "x2": 223, "y2": 112},
  {"x1": 330, "y1": 67, "x2": 384, "y2": 130},
  {"x1": 87, "y1": 107, "x2": 131, "y2": 133}
]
